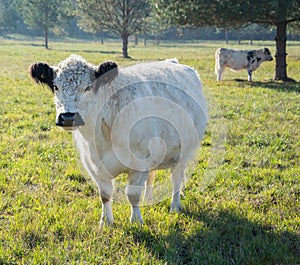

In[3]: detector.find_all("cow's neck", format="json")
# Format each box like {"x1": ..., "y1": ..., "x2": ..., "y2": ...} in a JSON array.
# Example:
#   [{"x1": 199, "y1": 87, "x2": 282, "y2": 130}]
[{"x1": 77, "y1": 114, "x2": 96, "y2": 141}]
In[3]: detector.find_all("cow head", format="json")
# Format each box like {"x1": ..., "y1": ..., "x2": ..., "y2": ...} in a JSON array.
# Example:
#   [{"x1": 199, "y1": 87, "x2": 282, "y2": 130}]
[
  {"x1": 29, "y1": 55, "x2": 118, "y2": 131},
  {"x1": 263, "y1": 48, "x2": 273, "y2": 61}
]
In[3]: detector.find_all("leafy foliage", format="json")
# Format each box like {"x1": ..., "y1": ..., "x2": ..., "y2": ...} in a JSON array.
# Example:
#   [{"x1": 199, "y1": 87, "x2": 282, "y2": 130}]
[
  {"x1": 77, "y1": 0, "x2": 151, "y2": 57},
  {"x1": 154, "y1": 0, "x2": 300, "y2": 28},
  {"x1": 20, "y1": 0, "x2": 69, "y2": 30}
]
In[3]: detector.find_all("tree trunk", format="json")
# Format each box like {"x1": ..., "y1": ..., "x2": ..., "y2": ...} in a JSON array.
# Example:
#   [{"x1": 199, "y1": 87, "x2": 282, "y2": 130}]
[
  {"x1": 225, "y1": 28, "x2": 229, "y2": 44},
  {"x1": 274, "y1": 22, "x2": 288, "y2": 80},
  {"x1": 98, "y1": 31, "x2": 104, "y2": 44},
  {"x1": 44, "y1": 28, "x2": 48, "y2": 49},
  {"x1": 238, "y1": 29, "x2": 241, "y2": 45},
  {"x1": 144, "y1": 30, "x2": 147, "y2": 46},
  {"x1": 274, "y1": 0, "x2": 291, "y2": 81},
  {"x1": 122, "y1": 34, "x2": 129, "y2": 58}
]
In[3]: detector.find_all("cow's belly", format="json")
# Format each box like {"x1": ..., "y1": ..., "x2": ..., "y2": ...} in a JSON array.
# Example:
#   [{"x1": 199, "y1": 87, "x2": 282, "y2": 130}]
[
  {"x1": 220, "y1": 53, "x2": 248, "y2": 71},
  {"x1": 94, "y1": 117, "x2": 196, "y2": 175},
  {"x1": 226, "y1": 60, "x2": 247, "y2": 71}
]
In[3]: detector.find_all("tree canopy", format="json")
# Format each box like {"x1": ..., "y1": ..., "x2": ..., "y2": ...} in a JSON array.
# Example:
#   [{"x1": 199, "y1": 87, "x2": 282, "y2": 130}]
[
  {"x1": 77, "y1": 0, "x2": 151, "y2": 58},
  {"x1": 154, "y1": 0, "x2": 300, "y2": 28}
]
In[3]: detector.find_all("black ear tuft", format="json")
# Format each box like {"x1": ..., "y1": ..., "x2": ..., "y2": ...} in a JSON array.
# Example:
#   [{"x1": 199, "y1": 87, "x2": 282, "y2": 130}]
[
  {"x1": 29, "y1": 63, "x2": 54, "y2": 91},
  {"x1": 95, "y1": 61, "x2": 118, "y2": 79},
  {"x1": 94, "y1": 61, "x2": 118, "y2": 91},
  {"x1": 264, "y1": 48, "x2": 270, "y2": 54}
]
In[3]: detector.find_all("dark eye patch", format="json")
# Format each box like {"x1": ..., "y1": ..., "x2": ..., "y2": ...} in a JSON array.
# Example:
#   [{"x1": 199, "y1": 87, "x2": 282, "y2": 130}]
[{"x1": 85, "y1": 85, "x2": 92, "y2": 92}]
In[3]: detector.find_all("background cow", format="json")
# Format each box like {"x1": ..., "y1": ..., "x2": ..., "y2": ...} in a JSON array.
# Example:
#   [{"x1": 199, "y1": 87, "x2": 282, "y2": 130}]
[
  {"x1": 29, "y1": 55, "x2": 207, "y2": 227},
  {"x1": 215, "y1": 48, "x2": 273, "y2": 81}
]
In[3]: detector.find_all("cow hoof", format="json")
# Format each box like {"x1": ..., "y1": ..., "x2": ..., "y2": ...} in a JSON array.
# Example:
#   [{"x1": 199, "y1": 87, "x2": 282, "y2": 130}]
[
  {"x1": 130, "y1": 207, "x2": 144, "y2": 224},
  {"x1": 130, "y1": 215, "x2": 144, "y2": 225},
  {"x1": 99, "y1": 220, "x2": 115, "y2": 230},
  {"x1": 170, "y1": 204, "x2": 183, "y2": 213}
]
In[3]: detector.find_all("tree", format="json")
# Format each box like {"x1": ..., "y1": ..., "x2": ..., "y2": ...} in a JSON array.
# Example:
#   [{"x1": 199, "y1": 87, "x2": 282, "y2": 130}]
[
  {"x1": 0, "y1": 0, "x2": 23, "y2": 34},
  {"x1": 154, "y1": 0, "x2": 300, "y2": 81},
  {"x1": 288, "y1": 21, "x2": 300, "y2": 35},
  {"x1": 19, "y1": 0, "x2": 69, "y2": 49},
  {"x1": 77, "y1": 0, "x2": 151, "y2": 58}
]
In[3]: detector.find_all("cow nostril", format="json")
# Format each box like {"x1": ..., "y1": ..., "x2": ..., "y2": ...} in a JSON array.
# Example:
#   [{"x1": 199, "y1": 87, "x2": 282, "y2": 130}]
[
  {"x1": 57, "y1": 112, "x2": 76, "y2": 127},
  {"x1": 56, "y1": 112, "x2": 84, "y2": 127}
]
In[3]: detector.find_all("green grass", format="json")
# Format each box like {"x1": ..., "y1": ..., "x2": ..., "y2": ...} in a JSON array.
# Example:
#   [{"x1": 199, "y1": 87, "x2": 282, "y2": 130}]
[{"x1": 0, "y1": 38, "x2": 299, "y2": 264}]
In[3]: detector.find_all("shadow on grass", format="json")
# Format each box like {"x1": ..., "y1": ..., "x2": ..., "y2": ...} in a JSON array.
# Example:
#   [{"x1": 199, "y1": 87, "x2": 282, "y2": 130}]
[
  {"x1": 0, "y1": 39, "x2": 120, "y2": 54},
  {"x1": 53, "y1": 49, "x2": 120, "y2": 55},
  {"x1": 233, "y1": 79, "x2": 300, "y2": 93},
  {"x1": 129, "y1": 209, "x2": 299, "y2": 265},
  {"x1": 0, "y1": 41, "x2": 44, "y2": 47}
]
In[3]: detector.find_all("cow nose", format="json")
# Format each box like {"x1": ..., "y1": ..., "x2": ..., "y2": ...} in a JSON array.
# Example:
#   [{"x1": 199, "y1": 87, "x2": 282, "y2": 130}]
[
  {"x1": 56, "y1": 112, "x2": 85, "y2": 127},
  {"x1": 56, "y1": 112, "x2": 76, "y2": 127}
]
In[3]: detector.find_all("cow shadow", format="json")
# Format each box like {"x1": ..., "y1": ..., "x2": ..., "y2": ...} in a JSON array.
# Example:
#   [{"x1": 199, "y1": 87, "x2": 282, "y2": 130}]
[
  {"x1": 233, "y1": 79, "x2": 300, "y2": 93},
  {"x1": 127, "y1": 208, "x2": 299, "y2": 265}
]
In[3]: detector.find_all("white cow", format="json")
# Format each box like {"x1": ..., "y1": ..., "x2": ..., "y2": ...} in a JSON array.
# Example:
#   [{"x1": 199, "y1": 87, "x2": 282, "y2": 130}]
[
  {"x1": 215, "y1": 48, "x2": 273, "y2": 81},
  {"x1": 29, "y1": 55, "x2": 207, "y2": 227}
]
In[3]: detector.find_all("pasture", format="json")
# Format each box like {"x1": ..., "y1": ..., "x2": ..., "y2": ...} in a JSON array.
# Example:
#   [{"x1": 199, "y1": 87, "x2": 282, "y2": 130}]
[{"x1": 0, "y1": 38, "x2": 299, "y2": 264}]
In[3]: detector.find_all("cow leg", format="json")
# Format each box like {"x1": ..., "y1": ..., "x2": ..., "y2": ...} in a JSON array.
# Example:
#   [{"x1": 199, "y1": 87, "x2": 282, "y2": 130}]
[
  {"x1": 98, "y1": 179, "x2": 114, "y2": 228},
  {"x1": 126, "y1": 170, "x2": 148, "y2": 223},
  {"x1": 247, "y1": 69, "x2": 253, "y2": 81},
  {"x1": 217, "y1": 66, "x2": 225, "y2": 81},
  {"x1": 170, "y1": 165, "x2": 185, "y2": 212},
  {"x1": 143, "y1": 170, "x2": 156, "y2": 203}
]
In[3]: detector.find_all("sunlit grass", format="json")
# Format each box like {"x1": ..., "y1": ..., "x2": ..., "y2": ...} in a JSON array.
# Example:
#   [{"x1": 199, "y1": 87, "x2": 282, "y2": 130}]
[{"x1": 0, "y1": 38, "x2": 299, "y2": 264}]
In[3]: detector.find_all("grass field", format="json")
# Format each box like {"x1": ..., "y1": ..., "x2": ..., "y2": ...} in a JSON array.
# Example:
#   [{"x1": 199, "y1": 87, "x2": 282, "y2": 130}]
[{"x1": 0, "y1": 37, "x2": 299, "y2": 264}]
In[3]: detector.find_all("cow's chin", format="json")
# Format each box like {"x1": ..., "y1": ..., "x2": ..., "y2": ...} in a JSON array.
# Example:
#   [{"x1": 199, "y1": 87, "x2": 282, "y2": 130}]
[{"x1": 60, "y1": 126, "x2": 79, "y2": 132}]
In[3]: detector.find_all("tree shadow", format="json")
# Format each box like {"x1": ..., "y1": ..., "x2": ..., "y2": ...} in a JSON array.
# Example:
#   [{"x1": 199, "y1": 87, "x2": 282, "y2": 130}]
[
  {"x1": 128, "y1": 209, "x2": 299, "y2": 265},
  {"x1": 0, "y1": 41, "x2": 44, "y2": 47},
  {"x1": 233, "y1": 79, "x2": 300, "y2": 93},
  {"x1": 52, "y1": 49, "x2": 120, "y2": 54}
]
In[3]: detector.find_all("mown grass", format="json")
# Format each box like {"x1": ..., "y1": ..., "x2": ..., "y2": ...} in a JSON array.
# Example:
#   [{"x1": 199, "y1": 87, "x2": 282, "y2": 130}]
[{"x1": 0, "y1": 38, "x2": 299, "y2": 264}]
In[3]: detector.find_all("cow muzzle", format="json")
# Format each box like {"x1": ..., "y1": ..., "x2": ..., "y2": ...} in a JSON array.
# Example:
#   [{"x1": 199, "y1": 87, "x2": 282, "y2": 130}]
[{"x1": 56, "y1": 112, "x2": 85, "y2": 129}]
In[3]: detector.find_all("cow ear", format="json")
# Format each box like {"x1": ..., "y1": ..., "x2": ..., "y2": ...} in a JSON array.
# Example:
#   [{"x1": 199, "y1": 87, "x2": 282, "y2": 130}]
[
  {"x1": 95, "y1": 61, "x2": 118, "y2": 86},
  {"x1": 29, "y1": 62, "x2": 54, "y2": 91}
]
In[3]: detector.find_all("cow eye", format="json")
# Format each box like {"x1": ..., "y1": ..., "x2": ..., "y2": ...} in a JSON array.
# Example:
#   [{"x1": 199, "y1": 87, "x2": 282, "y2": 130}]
[
  {"x1": 53, "y1": 85, "x2": 59, "y2": 91},
  {"x1": 85, "y1": 86, "x2": 92, "y2": 92}
]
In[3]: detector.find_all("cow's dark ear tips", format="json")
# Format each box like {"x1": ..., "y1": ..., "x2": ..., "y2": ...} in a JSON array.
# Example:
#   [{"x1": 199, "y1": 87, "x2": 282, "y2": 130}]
[
  {"x1": 29, "y1": 62, "x2": 54, "y2": 91},
  {"x1": 94, "y1": 61, "x2": 118, "y2": 91},
  {"x1": 95, "y1": 61, "x2": 118, "y2": 78}
]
